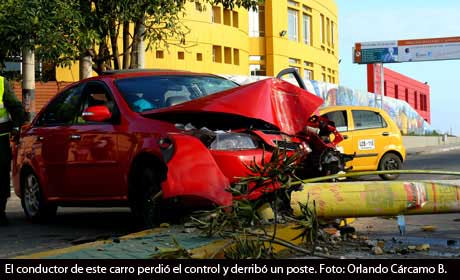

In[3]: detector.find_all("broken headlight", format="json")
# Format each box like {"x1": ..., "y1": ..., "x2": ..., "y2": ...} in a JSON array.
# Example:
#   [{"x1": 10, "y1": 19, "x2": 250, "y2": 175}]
[{"x1": 210, "y1": 133, "x2": 258, "y2": 151}]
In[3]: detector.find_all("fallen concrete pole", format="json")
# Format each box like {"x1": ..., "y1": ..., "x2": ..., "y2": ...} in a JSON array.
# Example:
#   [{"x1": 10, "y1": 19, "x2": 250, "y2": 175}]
[{"x1": 290, "y1": 180, "x2": 460, "y2": 218}]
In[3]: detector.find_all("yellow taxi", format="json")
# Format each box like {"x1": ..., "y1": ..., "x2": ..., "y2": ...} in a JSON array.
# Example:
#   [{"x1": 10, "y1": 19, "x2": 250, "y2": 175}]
[{"x1": 319, "y1": 106, "x2": 406, "y2": 180}]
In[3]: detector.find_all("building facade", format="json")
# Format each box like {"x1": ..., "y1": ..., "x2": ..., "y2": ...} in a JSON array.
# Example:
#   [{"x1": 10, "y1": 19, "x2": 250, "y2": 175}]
[
  {"x1": 367, "y1": 64, "x2": 431, "y2": 123},
  {"x1": 57, "y1": 0, "x2": 339, "y2": 83}
]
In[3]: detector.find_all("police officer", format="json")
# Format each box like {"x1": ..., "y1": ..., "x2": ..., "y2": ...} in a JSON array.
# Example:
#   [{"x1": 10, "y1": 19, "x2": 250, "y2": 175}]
[{"x1": 0, "y1": 75, "x2": 26, "y2": 226}]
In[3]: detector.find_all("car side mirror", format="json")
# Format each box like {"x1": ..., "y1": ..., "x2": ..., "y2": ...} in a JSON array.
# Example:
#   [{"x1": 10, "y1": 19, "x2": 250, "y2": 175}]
[{"x1": 82, "y1": 105, "x2": 112, "y2": 122}]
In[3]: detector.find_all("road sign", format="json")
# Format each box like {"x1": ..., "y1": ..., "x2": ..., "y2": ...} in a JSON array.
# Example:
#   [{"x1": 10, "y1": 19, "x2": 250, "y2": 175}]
[{"x1": 353, "y1": 36, "x2": 460, "y2": 64}]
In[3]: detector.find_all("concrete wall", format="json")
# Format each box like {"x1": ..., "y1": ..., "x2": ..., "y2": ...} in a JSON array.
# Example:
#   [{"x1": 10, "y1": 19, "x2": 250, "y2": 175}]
[{"x1": 403, "y1": 136, "x2": 460, "y2": 149}]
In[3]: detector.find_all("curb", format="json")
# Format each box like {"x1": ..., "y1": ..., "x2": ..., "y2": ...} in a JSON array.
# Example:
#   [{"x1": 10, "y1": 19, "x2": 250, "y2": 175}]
[
  {"x1": 406, "y1": 144, "x2": 460, "y2": 156},
  {"x1": 14, "y1": 224, "x2": 306, "y2": 259}
]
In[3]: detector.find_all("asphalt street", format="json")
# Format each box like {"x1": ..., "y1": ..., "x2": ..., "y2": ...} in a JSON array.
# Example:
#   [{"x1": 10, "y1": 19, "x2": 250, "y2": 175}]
[{"x1": 1, "y1": 148, "x2": 460, "y2": 258}]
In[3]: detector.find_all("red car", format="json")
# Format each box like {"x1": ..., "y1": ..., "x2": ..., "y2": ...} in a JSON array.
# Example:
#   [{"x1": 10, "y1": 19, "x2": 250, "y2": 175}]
[{"x1": 13, "y1": 69, "x2": 346, "y2": 224}]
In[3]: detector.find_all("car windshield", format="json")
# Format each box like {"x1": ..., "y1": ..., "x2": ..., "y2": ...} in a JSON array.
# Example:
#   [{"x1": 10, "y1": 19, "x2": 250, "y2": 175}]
[{"x1": 115, "y1": 75, "x2": 238, "y2": 112}]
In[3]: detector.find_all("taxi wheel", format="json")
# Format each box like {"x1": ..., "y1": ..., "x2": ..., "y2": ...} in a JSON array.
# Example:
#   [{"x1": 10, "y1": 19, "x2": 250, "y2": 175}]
[
  {"x1": 378, "y1": 153, "x2": 402, "y2": 180},
  {"x1": 21, "y1": 171, "x2": 57, "y2": 222},
  {"x1": 129, "y1": 166, "x2": 161, "y2": 228}
]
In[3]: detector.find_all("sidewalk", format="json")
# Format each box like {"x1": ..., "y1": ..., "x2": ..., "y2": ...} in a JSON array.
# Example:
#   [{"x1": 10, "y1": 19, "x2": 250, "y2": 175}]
[
  {"x1": 406, "y1": 142, "x2": 460, "y2": 156},
  {"x1": 15, "y1": 224, "x2": 303, "y2": 259}
]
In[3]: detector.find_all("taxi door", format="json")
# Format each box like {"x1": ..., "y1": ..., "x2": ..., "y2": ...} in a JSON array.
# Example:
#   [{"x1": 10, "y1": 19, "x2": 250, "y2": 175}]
[
  {"x1": 321, "y1": 109, "x2": 354, "y2": 163},
  {"x1": 349, "y1": 109, "x2": 387, "y2": 170}
]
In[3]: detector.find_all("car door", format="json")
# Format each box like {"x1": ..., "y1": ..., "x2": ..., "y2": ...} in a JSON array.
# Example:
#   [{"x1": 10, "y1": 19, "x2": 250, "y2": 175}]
[
  {"x1": 321, "y1": 109, "x2": 353, "y2": 155},
  {"x1": 28, "y1": 85, "x2": 83, "y2": 197},
  {"x1": 350, "y1": 109, "x2": 388, "y2": 170},
  {"x1": 62, "y1": 81, "x2": 124, "y2": 198}
]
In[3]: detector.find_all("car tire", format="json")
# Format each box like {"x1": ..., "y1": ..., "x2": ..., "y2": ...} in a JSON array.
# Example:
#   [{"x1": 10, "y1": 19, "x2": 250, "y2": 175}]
[
  {"x1": 129, "y1": 166, "x2": 162, "y2": 228},
  {"x1": 378, "y1": 153, "x2": 402, "y2": 180},
  {"x1": 21, "y1": 171, "x2": 57, "y2": 222}
]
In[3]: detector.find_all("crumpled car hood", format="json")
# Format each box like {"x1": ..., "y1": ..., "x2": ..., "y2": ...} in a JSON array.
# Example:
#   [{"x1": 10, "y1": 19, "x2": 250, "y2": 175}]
[{"x1": 143, "y1": 78, "x2": 324, "y2": 135}]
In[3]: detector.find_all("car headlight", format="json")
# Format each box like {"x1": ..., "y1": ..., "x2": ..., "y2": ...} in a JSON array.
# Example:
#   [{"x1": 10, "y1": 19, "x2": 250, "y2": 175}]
[{"x1": 210, "y1": 133, "x2": 258, "y2": 151}]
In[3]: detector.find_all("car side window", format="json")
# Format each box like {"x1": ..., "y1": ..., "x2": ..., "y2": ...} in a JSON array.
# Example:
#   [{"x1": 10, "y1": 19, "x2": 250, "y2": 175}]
[
  {"x1": 323, "y1": 110, "x2": 348, "y2": 132},
  {"x1": 76, "y1": 82, "x2": 118, "y2": 124},
  {"x1": 352, "y1": 110, "x2": 387, "y2": 130},
  {"x1": 36, "y1": 86, "x2": 82, "y2": 126}
]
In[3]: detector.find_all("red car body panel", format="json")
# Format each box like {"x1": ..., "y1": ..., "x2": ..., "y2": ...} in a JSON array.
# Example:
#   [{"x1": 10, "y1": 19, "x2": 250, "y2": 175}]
[
  {"x1": 161, "y1": 133, "x2": 232, "y2": 206},
  {"x1": 147, "y1": 79, "x2": 324, "y2": 135}
]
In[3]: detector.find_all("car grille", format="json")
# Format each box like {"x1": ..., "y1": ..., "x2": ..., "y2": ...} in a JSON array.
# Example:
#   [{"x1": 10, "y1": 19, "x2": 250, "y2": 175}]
[{"x1": 273, "y1": 140, "x2": 300, "y2": 151}]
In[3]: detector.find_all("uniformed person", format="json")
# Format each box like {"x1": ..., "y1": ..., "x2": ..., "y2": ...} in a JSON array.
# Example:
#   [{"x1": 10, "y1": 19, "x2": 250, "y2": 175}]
[{"x1": 0, "y1": 75, "x2": 26, "y2": 226}]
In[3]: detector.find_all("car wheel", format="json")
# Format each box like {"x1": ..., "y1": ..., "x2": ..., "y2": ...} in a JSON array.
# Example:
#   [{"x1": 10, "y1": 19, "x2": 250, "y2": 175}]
[
  {"x1": 378, "y1": 153, "x2": 402, "y2": 180},
  {"x1": 21, "y1": 171, "x2": 57, "y2": 222},
  {"x1": 129, "y1": 166, "x2": 162, "y2": 228}
]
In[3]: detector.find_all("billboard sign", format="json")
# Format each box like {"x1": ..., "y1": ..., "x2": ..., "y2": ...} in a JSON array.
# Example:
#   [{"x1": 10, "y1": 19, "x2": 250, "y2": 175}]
[{"x1": 353, "y1": 36, "x2": 460, "y2": 64}]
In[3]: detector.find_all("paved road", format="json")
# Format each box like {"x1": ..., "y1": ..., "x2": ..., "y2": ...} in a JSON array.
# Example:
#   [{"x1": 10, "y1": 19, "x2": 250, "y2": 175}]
[
  {"x1": 1, "y1": 148, "x2": 460, "y2": 258},
  {"x1": 349, "y1": 148, "x2": 460, "y2": 257}
]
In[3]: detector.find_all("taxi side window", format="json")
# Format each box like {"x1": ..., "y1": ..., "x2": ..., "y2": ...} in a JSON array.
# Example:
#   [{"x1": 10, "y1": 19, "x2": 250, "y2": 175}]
[
  {"x1": 352, "y1": 110, "x2": 387, "y2": 130},
  {"x1": 323, "y1": 111, "x2": 348, "y2": 132}
]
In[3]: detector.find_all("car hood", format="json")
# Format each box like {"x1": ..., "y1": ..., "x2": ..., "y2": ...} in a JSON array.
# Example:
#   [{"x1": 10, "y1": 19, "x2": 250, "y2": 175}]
[{"x1": 142, "y1": 78, "x2": 324, "y2": 135}]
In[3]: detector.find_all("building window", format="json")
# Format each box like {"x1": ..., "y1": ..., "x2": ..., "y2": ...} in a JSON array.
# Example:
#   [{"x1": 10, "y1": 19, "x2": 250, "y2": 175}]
[
  {"x1": 414, "y1": 91, "x2": 418, "y2": 109},
  {"x1": 320, "y1": 14, "x2": 325, "y2": 44},
  {"x1": 326, "y1": 18, "x2": 331, "y2": 46},
  {"x1": 250, "y1": 64, "x2": 266, "y2": 76},
  {"x1": 223, "y1": 9, "x2": 231, "y2": 26},
  {"x1": 156, "y1": 50, "x2": 164, "y2": 59},
  {"x1": 331, "y1": 21, "x2": 335, "y2": 47},
  {"x1": 248, "y1": 8, "x2": 259, "y2": 36},
  {"x1": 394, "y1": 85, "x2": 398, "y2": 99},
  {"x1": 322, "y1": 73, "x2": 326, "y2": 81},
  {"x1": 288, "y1": 0, "x2": 299, "y2": 7},
  {"x1": 405, "y1": 88, "x2": 409, "y2": 102},
  {"x1": 302, "y1": 14, "x2": 311, "y2": 45},
  {"x1": 232, "y1": 11, "x2": 239, "y2": 28},
  {"x1": 304, "y1": 69, "x2": 313, "y2": 80},
  {"x1": 384, "y1": 81, "x2": 387, "y2": 96},
  {"x1": 196, "y1": 53, "x2": 203, "y2": 61},
  {"x1": 249, "y1": 55, "x2": 264, "y2": 61},
  {"x1": 233, "y1": 49, "x2": 240, "y2": 65},
  {"x1": 177, "y1": 51, "x2": 185, "y2": 60},
  {"x1": 224, "y1": 47, "x2": 232, "y2": 64},
  {"x1": 289, "y1": 57, "x2": 300, "y2": 65},
  {"x1": 249, "y1": 6, "x2": 265, "y2": 37},
  {"x1": 212, "y1": 45, "x2": 222, "y2": 63},
  {"x1": 304, "y1": 61, "x2": 313, "y2": 67},
  {"x1": 288, "y1": 8, "x2": 298, "y2": 41},
  {"x1": 212, "y1": 6, "x2": 221, "y2": 23}
]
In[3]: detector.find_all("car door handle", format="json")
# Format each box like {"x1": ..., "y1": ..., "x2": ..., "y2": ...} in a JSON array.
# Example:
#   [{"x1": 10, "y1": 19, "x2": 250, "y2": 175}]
[
  {"x1": 70, "y1": 134, "x2": 81, "y2": 140},
  {"x1": 382, "y1": 132, "x2": 390, "y2": 136},
  {"x1": 37, "y1": 136, "x2": 44, "y2": 141}
]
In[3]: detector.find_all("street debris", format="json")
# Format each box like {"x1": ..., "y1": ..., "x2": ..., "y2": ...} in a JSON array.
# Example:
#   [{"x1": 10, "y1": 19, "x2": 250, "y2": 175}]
[
  {"x1": 421, "y1": 225, "x2": 437, "y2": 231},
  {"x1": 372, "y1": 246, "x2": 384, "y2": 255}
]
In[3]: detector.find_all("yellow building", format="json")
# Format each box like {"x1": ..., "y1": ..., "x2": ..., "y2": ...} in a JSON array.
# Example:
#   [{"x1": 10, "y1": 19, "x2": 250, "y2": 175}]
[{"x1": 57, "y1": 0, "x2": 339, "y2": 83}]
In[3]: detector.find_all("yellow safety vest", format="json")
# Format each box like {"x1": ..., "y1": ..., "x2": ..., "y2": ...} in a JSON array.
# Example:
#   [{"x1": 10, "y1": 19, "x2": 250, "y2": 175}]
[{"x1": 0, "y1": 76, "x2": 11, "y2": 136}]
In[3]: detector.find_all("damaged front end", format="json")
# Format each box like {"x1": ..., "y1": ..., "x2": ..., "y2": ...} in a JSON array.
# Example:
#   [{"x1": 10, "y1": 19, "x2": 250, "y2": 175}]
[{"x1": 145, "y1": 78, "x2": 352, "y2": 206}]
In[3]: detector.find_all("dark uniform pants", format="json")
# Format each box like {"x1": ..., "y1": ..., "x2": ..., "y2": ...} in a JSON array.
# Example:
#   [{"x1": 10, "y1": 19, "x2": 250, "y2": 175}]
[{"x1": 0, "y1": 134, "x2": 11, "y2": 202}]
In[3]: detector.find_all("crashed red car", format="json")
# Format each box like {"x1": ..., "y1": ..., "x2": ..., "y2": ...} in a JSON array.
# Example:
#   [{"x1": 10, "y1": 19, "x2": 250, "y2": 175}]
[{"x1": 12, "y1": 69, "x2": 346, "y2": 224}]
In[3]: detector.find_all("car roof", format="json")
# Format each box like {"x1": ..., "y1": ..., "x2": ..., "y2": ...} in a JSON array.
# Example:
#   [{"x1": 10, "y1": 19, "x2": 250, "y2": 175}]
[
  {"x1": 320, "y1": 105, "x2": 384, "y2": 112},
  {"x1": 99, "y1": 69, "x2": 222, "y2": 80}
]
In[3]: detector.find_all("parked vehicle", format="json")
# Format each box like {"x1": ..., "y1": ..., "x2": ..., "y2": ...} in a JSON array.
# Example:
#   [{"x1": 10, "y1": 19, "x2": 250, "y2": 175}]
[
  {"x1": 319, "y1": 106, "x2": 406, "y2": 180},
  {"x1": 13, "y1": 69, "x2": 347, "y2": 224}
]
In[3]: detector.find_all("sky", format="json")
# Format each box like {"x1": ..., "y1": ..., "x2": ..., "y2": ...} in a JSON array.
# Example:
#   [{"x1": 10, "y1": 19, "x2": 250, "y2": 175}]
[{"x1": 336, "y1": 0, "x2": 460, "y2": 135}]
